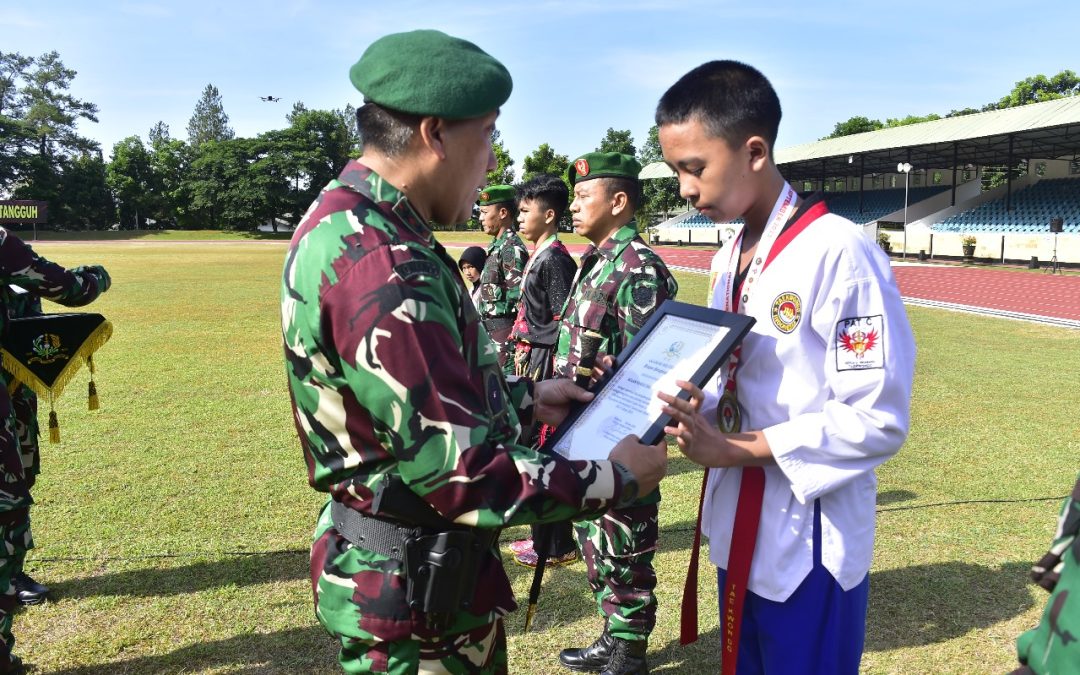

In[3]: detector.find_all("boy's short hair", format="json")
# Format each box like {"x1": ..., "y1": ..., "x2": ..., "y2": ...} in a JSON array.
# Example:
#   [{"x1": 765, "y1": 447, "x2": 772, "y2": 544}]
[
  {"x1": 516, "y1": 174, "x2": 569, "y2": 222},
  {"x1": 654, "y1": 60, "x2": 782, "y2": 152}
]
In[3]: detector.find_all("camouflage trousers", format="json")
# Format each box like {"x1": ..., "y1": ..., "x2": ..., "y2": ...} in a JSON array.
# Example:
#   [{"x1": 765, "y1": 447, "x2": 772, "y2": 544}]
[
  {"x1": 573, "y1": 501, "x2": 659, "y2": 641},
  {"x1": 311, "y1": 503, "x2": 509, "y2": 674},
  {"x1": 0, "y1": 508, "x2": 29, "y2": 669}
]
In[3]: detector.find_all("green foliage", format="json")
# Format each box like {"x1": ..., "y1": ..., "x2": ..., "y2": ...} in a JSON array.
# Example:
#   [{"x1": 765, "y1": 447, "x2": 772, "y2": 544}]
[
  {"x1": 638, "y1": 125, "x2": 682, "y2": 225},
  {"x1": 596, "y1": 127, "x2": 635, "y2": 156},
  {"x1": 106, "y1": 136, "x2": 155, "y2": 229},
  {"x1": 824, "y1": 115, "x2": 884, "y2": 139},
  {"x1": 522, "y1": 142, "x2": 569, "y2": 182},
  {"x1": 487, "y1": 129, "x2": 515, "y2": 185},
  {"x1": 186, "y1": 83, "x2": 234, "y2": 147},
  {"x1": 996, "y1": 70, "x2": 1080, "y2": 108}
]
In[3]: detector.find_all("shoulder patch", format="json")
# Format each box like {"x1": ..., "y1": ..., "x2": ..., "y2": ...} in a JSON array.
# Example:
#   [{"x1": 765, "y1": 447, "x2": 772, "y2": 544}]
[
  {"x1": 393, "y1": 259, "x2": 440, "y2": 281},
  {"x1": 771, "y1": 292, "x2": 802, "y2": 333},
  {"x1": 835, "y1": 315, "x2": 884, "y2": 371}
]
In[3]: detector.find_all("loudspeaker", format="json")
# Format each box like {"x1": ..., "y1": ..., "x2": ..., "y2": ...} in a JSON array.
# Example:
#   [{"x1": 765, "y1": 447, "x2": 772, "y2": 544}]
[{"x1": 1050, "y1": 217, "x2": 1064, "y2": 233}]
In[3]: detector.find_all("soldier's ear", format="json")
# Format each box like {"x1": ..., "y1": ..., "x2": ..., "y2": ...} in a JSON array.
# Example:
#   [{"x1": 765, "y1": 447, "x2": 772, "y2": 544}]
[
  {"x1": 610, "y1": 190, "x2": 629, "y2": 217},
  {"x1": 419, "y1": 117, "x2": 448, "y2": 160}
]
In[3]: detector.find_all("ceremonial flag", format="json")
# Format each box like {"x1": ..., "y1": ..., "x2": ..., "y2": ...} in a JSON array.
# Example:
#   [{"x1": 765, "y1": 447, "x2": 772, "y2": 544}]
[{"x1": 1, "y1": 313, "x2": 112, "y2": 442}]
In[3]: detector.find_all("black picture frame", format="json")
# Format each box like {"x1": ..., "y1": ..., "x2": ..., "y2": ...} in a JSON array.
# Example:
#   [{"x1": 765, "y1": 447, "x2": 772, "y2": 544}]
[{"x1": 541, "y1": 299, "x2": 756, "y2": 453}]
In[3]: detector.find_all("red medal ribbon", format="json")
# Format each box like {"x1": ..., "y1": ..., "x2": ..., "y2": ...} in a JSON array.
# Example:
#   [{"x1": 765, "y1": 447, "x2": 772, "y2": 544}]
[{"x1": 679, "y1": 185, "x2": 804, "y2": 661}]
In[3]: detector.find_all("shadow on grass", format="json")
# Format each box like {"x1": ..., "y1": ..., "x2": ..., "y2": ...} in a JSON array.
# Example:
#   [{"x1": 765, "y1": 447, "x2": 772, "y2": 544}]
[
  {"x1": 49, "y1": 550, "x2": 309, "y2": 600},
  {"x1": 877, "y1": 489, "x2": 919, "y2": 505},
  {"x1": 47, "y1": 625, "x2": 339, "y2": 675},
  {"x1": 866, "y1": 560, "x2": 1034, "y2": 651},
  {"x1": 651, "y1": 627, "x2": 721, "y2": 673}
]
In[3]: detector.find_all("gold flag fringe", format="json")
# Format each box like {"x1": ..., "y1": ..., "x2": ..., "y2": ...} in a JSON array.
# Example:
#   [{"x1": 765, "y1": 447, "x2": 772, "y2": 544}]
[{"x1": 1, "y1": 320, "x2": 112, "y2": 443}]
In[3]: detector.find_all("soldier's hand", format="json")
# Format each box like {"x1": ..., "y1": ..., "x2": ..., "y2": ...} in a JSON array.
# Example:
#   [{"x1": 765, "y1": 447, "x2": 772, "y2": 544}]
[
  {"x1": 533, "y1": 378, "x2": 594, "y2": 427},
  {"x1": 609, "y1": 435, "x2": 667, "y2": 497},
  {"x1": 73, "y1": 265, "x2": 111, "y2": 293},
  {"x1": 590, "y1": 353, "x2": 616, "y2": 387}
]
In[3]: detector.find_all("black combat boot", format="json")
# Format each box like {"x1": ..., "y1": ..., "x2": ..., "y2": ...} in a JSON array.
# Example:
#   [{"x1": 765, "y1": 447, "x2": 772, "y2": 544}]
[
  {"x1": 598, "y1": 637, "x2": 648, "y2": 675},
  {"x1": 559, "y1": 629, "x2": 616, "y2": 672},
  {"x1": 13, "y1": 572, "x2": 49, "y2": 606}
]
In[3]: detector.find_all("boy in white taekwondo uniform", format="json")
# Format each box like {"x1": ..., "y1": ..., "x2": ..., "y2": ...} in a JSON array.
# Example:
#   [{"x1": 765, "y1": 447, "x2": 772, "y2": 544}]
[{"x1": 655, "y1": 61, "x2": 916, "y2": 674}]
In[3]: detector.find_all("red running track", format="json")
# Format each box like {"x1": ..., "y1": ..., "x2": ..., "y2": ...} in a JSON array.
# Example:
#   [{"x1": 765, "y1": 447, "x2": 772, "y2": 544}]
[{"x1": 449, "y1": 242, "x2": 1080, "y2": 322}]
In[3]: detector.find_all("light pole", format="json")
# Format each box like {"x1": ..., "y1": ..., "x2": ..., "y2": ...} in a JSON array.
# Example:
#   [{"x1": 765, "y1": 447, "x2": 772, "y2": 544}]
[{"x1": 897, "y1": 162, "x2": 913, "y2": 260}]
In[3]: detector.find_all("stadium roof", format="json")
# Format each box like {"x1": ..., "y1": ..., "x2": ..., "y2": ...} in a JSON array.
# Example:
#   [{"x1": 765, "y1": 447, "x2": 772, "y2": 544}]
[{"x1": 775, "y1": 96, "x2": 1080, "y2": 181}]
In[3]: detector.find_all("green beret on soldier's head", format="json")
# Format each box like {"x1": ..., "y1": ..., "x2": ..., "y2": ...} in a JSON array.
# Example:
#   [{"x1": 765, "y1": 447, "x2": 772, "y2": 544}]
[
  {"x1": 349, "y1": 29, "x2": 513, "y2": 119},
  {"x1": 477, "y1": 184, "x2": 516, "y2": 206},
  {"x1": 567, "y1": 152, "x2": 643, "y2": 187}
]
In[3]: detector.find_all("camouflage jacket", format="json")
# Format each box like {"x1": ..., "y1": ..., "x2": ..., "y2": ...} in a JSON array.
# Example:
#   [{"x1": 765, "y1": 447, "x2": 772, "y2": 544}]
[
  {"x1": 478, "y1": 228, "x2": 527, "y2": 323},
  {"x1": 280, "y1": 160, "x2": 628, "y2": 636},
  {"x1": 509, "y1": 235, "x2": 576, "y2": 348},
  {"x1": 554, "y1": 222, "x2": 678, "y2": 378},
  {"x1": 0, "y1": 229, "x2": 110, "y2": 512}
]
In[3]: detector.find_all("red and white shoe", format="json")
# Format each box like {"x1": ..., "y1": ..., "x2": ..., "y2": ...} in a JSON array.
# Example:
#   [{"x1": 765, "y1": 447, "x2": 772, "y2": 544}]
[{"x1": 508, "y1": 537, "x2": 534, "y2": 555}]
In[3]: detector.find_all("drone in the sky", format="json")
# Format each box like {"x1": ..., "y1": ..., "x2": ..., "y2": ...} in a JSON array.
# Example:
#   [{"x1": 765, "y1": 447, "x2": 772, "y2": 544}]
[{"x1": 259, "y1": 96, "x2": 282, "y2": 102}]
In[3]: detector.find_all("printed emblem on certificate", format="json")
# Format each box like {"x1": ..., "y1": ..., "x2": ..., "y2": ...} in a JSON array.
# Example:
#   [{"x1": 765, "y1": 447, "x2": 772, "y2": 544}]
[{"x1": 543, "y1": 300, "x2": 755, "y2": 460}]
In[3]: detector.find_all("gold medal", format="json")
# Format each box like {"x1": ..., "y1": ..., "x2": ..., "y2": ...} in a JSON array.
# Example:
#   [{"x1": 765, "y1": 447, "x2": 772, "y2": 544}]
[{"x1": 717, "y1": 389, "x2": 741, "y2": 433}]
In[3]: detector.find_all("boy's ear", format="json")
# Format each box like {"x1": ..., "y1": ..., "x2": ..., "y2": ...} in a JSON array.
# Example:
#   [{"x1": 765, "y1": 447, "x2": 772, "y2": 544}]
[
  {"x1": 544, "y1": 208, "x2": 556, "y2": 226},
  {"x1": 746, "y1": 135, "x2": 771, "y2": 173}
]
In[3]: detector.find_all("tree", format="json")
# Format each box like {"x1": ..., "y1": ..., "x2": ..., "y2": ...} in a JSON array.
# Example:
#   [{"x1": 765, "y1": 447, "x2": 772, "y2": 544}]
[
  {"x1": 148, "y1": 121, "x2": 171, "y2": 146},
  {"x1": 107, "y1": 136, "x2": 155, "y2": 229},
  {"x1": 824, "y1": 116, "x2": 883, "y2": 139},
  {"x1": 884, "y1": 113, "x2": 941, "y2": 128},
  {"x1": 637, "y1": 125, "x2": 682, "y2": 224},
  {"x1": 596, "y1": 128, "x2": 635, "y2": 156},
  {"x1": 62, "y1": 151, "x2": 114, "y2": 229},
  {"x1": 336, "y1": 103, "x2": 362, "y2": 158},
  {"x1": 149, "y1": 137, "x2": 190, "y2": 228},
  {"x1": 278, "y1": 108, "x2": 353, "y2": 226},
  {"x1": 487, "y1": 129, "x2": 514, "y2": 185},
  {"x1": 995, "y1": 70, "x2": 1080, "y2": 109},
  {"x1": 522, "y1": 142, "x2": 569, "y2": 182},
  {"x1": 186, "y1": 84, "x2": 234, "y2": 146},
  {"x1": 0, "y1": 51, "x2": 34, "y2": 190}
]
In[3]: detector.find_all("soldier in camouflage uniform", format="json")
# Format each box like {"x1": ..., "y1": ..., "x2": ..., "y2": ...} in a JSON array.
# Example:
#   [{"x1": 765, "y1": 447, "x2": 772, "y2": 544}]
[
  {"x1": 280, "y1": 31, "x2": 667, "y2": 675},
  {"x1": 0, "y1": 229, "x2": 110, "y2": 675},
  {"x1": 0, "y1": 285, "x2": 50, "y2": 607},
  {"x1": 1012, "y1": 473, "x2": 1080, "y2": 675},
  {"x1": 554, "y1": 153, "x2": 678, "y2": 675},
  {"x1": 476, "y1": 185, "x2": 528, "y2": 372}
]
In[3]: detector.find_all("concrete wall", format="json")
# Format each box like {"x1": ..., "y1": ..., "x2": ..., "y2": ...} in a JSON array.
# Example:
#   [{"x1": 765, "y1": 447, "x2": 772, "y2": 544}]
[{"x1": 880, "y1": 230, "x2": 1079, "y2": 265}]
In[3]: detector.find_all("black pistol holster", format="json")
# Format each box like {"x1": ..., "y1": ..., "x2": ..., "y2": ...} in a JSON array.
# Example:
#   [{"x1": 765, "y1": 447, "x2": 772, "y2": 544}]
[{"x1": 331, "y1": 475, "x2": 497, "y2": 632}]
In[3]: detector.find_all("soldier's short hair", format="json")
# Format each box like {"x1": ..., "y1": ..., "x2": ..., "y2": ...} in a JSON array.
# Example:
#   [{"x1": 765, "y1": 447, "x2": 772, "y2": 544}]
[
  {"x1": 516, "y1": 174, "x2": 569, "y2": 222},
  {"x1": 356, "y1": 102, "x2": 421, "y2": 157},
  {"x1": 599, "y1": 176, "x2": 641, "y2": 213},
  {"x1": 655, "y1": 60, "x2": 781, "y2": 152}
]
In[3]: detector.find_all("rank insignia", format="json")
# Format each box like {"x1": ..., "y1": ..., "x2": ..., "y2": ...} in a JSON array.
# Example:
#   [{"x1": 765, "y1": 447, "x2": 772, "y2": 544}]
[
  {"x1": 836, "y1": 315, "x2": 884, "y2": 371},
  {"x1": 480, "y1": 191, "x2": 490, "y2": 202},
  {"x1": 771, "y1": 292, "x2": 802, "y2": 333}
]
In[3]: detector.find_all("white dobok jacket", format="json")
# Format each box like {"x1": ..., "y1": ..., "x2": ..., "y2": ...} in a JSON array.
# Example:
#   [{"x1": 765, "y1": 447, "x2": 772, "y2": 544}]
[{"x1": 701, "y1": 194, "x2": 916, "y2": 602}]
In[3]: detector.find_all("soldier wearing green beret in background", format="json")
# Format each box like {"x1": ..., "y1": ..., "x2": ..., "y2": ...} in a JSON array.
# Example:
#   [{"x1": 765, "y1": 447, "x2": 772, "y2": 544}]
[
  {"x1": 477, "y1": 185, "x2": 528, "y2": 373},
  {"x1": 280, "y1": 30, "x2": 667, "y2": 674},
  {"x1": 554, "y1": 152, "x2": 678, "y2": 675}
]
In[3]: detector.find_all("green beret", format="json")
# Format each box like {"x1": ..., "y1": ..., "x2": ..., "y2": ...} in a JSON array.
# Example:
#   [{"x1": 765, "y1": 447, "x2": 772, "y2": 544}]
[
  {"x1": 477, "y1": 184, "x2": 516, "y2": 205},
  {"x1": 349, "y1": 29, "x2": 512, "y2": 119},
  {"x1": 567, "y1": 152, "x2": 643, "y2": 187}
]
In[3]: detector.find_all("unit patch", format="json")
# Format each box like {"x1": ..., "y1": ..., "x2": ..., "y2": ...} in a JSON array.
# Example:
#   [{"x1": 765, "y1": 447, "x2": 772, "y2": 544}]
[
  {"x1": 575, "y1": 158, "x2": 590, "y2": 177},
  {"x1": 393, "y1": 260, "x2": 440, "y2": 281},
  {"x1": 835, "y1": 315, "x2": 884, "y2": 371},
  {"x1": 771, "y1": 292, "x2": 802, "y2": 333}
]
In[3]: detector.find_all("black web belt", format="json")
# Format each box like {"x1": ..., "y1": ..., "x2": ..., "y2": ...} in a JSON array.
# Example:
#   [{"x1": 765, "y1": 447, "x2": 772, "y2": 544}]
[{"x1": 329, "y1": 500, "x2": 498, "y2": 558}]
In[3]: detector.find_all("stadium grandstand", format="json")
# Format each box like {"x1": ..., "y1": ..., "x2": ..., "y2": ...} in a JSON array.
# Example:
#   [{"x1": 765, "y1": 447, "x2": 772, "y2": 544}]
[{"x1": 647, "y1": 96, "x2": 1080, "y2": 266}]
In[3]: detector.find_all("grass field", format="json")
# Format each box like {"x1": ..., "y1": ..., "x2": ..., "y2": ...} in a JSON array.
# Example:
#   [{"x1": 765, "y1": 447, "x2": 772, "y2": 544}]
[{"x1": 10, "y1": 240, "x2": 1079, "y2": 674}]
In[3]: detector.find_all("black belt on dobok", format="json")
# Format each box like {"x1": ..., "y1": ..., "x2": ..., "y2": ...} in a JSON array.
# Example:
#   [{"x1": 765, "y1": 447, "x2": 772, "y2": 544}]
[
  {"x1": 329, "y1": 500, "x2": 499, "y2": 559},
  {"x1": 482, "y1": 316, "x2": 514, "y2": 333}
]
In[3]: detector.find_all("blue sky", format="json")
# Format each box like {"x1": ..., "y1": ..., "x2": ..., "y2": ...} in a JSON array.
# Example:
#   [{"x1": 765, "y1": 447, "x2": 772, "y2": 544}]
[{"x1": 4, "y1": 0, "x2": 1078, "y2": 175}]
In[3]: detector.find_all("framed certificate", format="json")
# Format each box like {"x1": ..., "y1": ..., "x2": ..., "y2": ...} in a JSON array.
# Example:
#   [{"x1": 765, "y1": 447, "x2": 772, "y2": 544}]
[{"x1": 542, "y1": 300, "x2": 755, "y2": 460}]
